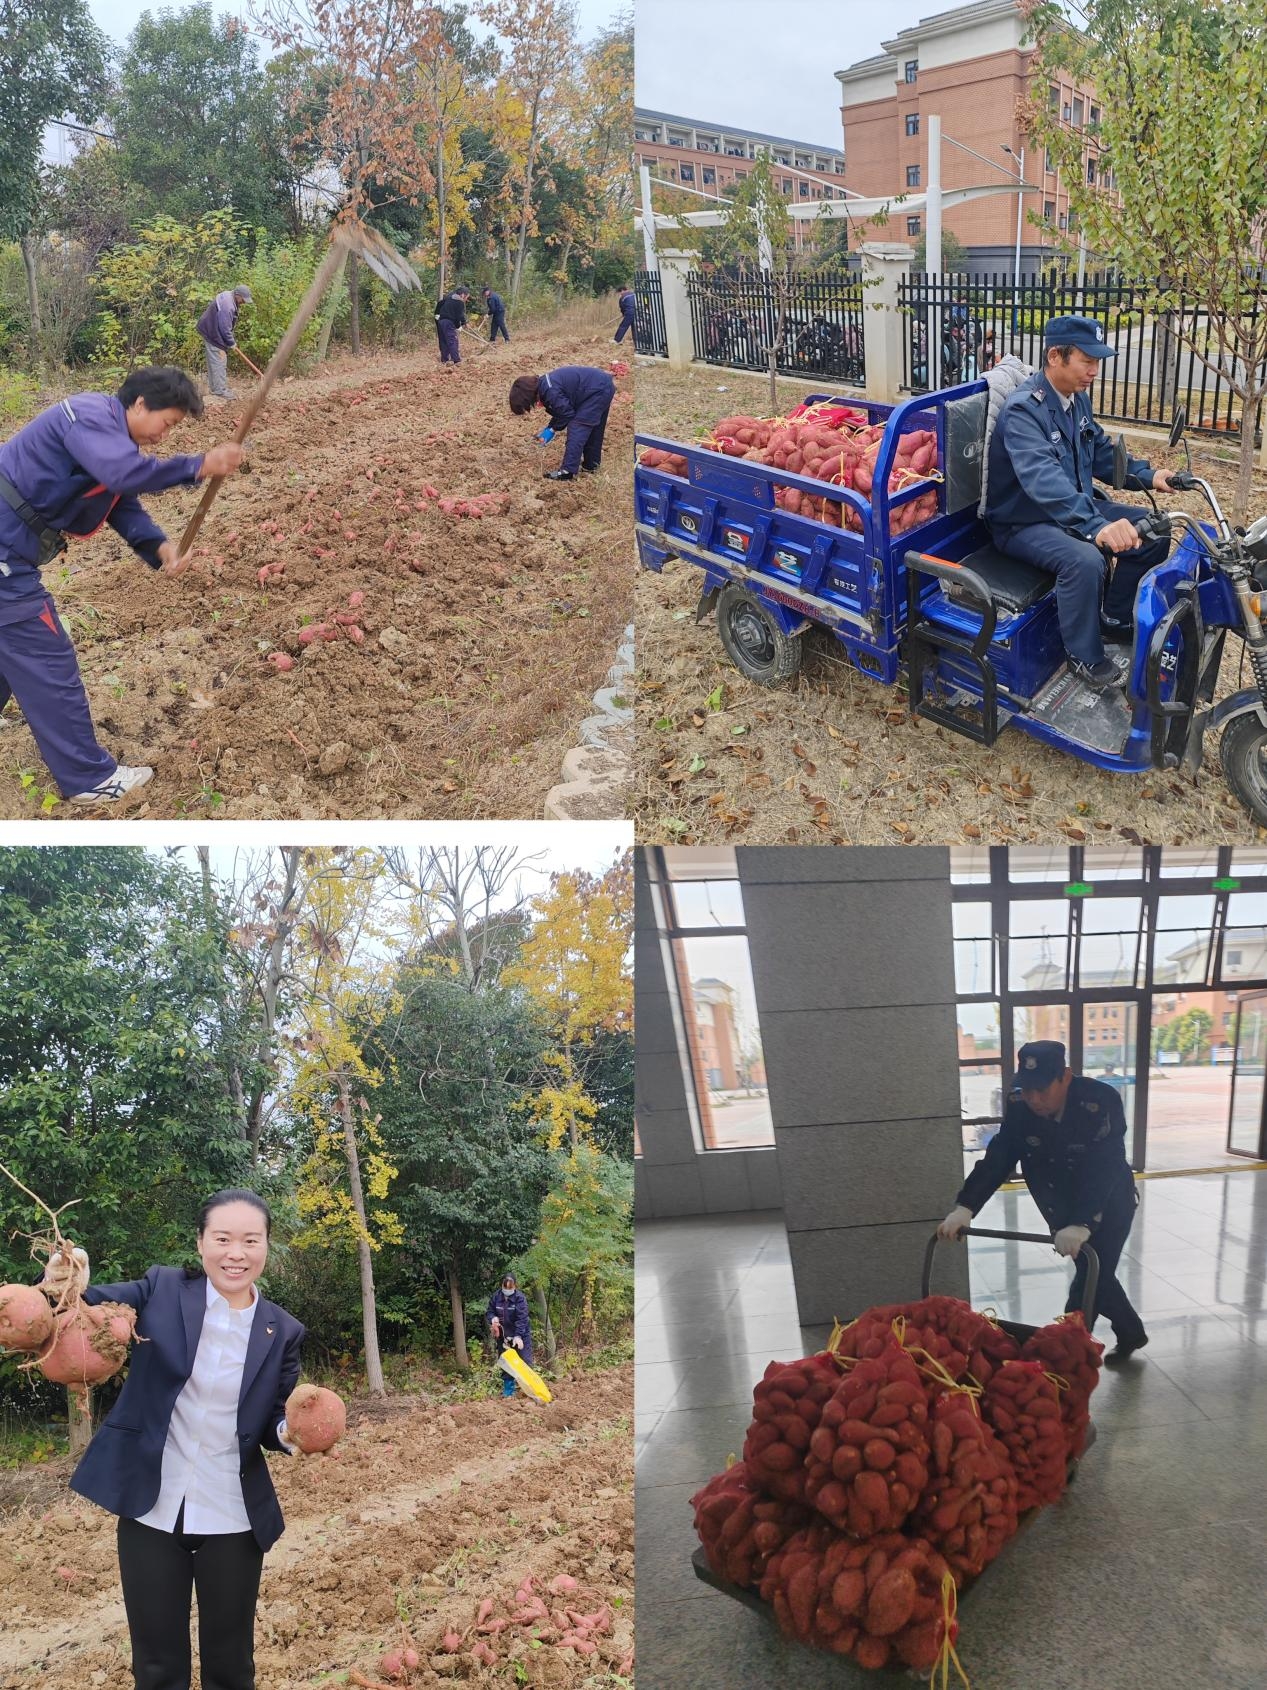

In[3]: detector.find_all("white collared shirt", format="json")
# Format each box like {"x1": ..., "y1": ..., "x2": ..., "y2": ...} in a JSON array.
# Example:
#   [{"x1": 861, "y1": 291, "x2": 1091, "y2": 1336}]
[{"x1": 135, "y1": 1277, "x2": 258, "y2": 1535}]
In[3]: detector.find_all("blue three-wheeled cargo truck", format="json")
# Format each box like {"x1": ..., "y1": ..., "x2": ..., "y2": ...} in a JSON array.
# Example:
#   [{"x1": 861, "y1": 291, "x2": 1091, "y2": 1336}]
[{"x1": 635, "y1": 380, "x2": 1267, "y2": 827}]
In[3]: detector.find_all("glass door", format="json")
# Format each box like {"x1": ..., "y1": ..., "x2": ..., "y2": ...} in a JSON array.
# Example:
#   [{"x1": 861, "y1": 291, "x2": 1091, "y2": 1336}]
[
  {"x1": 1081, "y1": 999, "x2": 1138, "y2": 1149},
  {"x1": 1228, "y1": 991, "x2": 1267, "y2": 1158}
]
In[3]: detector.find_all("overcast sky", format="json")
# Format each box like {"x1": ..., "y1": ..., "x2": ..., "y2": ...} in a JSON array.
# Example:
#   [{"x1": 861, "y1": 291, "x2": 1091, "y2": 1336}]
[
  {"x1": 636, "y1": 0, "x2": 968, "y2": 149},
  {"x1": 86, "y1": 0, "x2": 626, "y2": 50}
]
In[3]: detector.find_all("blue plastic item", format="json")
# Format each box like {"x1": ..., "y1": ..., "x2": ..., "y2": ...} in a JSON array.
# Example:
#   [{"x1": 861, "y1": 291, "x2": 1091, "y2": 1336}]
[{"x1": 536, "y1": 426, "x2": 555, "y2": 444}]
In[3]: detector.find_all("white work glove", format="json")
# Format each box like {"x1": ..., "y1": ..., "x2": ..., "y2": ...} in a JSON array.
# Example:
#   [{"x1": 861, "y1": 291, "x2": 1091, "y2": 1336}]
[
  {"x1": 1054, "y1": 1225, "x2": 1091, "y2": 1259},
  {"x1": 42, "y1": 1244, "x2": 90, "y2": 1295},
  {"x1": 512, "y1": 1336, "x2": 524, "y2": 1351},
  {"x1": 937, "y1": 1206, "x2": 973, "y2": 1241}
]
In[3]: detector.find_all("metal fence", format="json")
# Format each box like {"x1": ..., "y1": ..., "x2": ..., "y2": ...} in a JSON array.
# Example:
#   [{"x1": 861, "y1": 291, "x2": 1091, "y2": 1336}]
[
  {"x1": 899, "y1": 272, "x2": 1264, "y2": 440},
  {"x1": 632, "y1": 269, "x2": 668, "y2": 357},
  {"x1": 687, "y1": 270, "x2": 866, "y2": 386}
]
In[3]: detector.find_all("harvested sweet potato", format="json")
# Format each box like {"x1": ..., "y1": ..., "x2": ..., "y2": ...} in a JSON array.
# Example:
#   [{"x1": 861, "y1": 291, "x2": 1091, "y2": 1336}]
[
  {"x1": 0, "y1": 1285, "x2": 54, "y2": 1352},
  {"x1": 284, "y1": 1383, "x2": 346, "y2": 1452}
]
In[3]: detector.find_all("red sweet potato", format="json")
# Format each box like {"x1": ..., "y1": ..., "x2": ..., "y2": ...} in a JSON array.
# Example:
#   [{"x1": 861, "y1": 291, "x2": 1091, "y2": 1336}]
[
  {"x1": 284, "y1": 1383, "x2": 346, "y2": 1452},
  {"x1": 266, "y1": 653, "x2": 295, "y2": 672},
  {"x1": 40, "y1": 1303, "x2": 135, "y2": 1387},
  {"x1": 0, "y1": 1285, "x2": 53, "y2": 1352}
]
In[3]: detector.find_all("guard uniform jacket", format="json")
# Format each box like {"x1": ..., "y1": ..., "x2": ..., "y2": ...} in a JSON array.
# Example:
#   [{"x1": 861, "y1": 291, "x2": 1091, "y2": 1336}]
[
  {"x1": 618, "y1": 290, "x2": 636, "y2": 323},
  {"x1": 0, "y1": 394, "x2": 204, "y2": 615},
  {"x1": 956, "y1": 1073, "x2": 1134, "y2": 1232},
  {"x1": 537, "y1": 365, "x2": 616, "y2": 430},
  {"x1": 486, "y1": 1287, "x2": 533, "y2": 1365},
  {"x1": 435, "y1": 292, "x2": 468, "y2": 328},
  {"x1": 984, "y1": 369, "x2": 1155, "y2": 543},
  {"x1": 485, "y1": 291, "x2": 506, "y2": 318},
  {"x1": 69, "y1": 1267, "x2": 304, "y2": 1552},
  {"x1": 195, "y1": 290, "x2": 243, "y2": 351}
]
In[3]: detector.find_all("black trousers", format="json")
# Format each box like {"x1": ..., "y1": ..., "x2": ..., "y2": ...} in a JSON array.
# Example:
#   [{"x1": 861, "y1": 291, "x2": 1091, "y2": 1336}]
[
  {"x1": 117, "y1": 1510, "x2": 264, "y2": 1690},
  {"x1": 1061, "y1": 1179, "x2": 1147, "y2": 1347},
  {"x1": 489, "y1": 314, "x2": 510, "y2": 341}
]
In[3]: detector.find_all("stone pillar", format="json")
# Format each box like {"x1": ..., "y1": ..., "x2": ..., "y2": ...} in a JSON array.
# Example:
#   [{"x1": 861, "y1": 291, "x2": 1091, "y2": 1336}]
[
  {"x1": 736, "y1": 846, "x2": 969, "y2": 1324},
  {"x1": 633, "y1": 855, "x2": 702, "y2": 1217},
  {"x1": 657, "y1": 250, "x2": 696, "y2": 371},
  {"x1": 861, "y1": 242, "x2": 915, "y2": 404}
]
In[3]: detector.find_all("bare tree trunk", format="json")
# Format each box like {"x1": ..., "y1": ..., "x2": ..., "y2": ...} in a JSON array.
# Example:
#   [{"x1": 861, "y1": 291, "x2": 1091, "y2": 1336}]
[
  {"x1": 67, "y1": 1388, "x2": 92, "y2": 1458},
  {"x1": 348, "y1": 251, "x2": 361, "y2": 357},
  {"x1": 449, "y1": 1255, "x2": 470, "y2": 1371},
  {"x1": 1235, "y1": 402, "x2": 1259, "y2": 528},
  {"x1": 336, "y1": 1072, "x2": 384, "y2": 1395},
  {"x1": 555, "y1": 233, "x2": 574, "y2": 306},
  {"x1": 437, "y1": 133, "x2": 448, "y2": 298},
  {"x1": 315, "y1": 251, "x2": 349, "y2": 365},
  {"x1": 19, "y1": 235, "x2": 44, "y2": 378},
  {"x1": 247, "y1": 847, "x2": 302, "y2": 1164},
  {"x1": 535, "y1": 1283, "x2": 557, "y2": 1363},
  {"x1": 511, "y1": 96, "x2": 543, "y2": 307}
]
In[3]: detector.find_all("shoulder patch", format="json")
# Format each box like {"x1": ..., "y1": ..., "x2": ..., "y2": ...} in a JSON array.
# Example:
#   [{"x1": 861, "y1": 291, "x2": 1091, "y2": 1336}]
[
  {"x1": 1086, "y1": 1101, "x2": 1099, "y2": 1113},
  {"x1": 1031, "y1": 388, "x2": 1046, "y2": 401}
]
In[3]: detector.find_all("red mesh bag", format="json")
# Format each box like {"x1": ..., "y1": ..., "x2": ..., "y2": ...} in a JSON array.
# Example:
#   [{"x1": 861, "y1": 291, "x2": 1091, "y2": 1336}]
[
  {"x1": 803, "y1": 1340, "x2": 930, "y2": 1536},
  {"x1": 689, "y1": 1462, "x2": 810, "y2": 1589},
  {"x1": 909, "y1": 1390, "x2": 1019, "y2": 1580},
  {"x1": 836, "y1": 1305, "x2": 971, "y2": 1382},
  {"x1": 742, "y1": 1352, "x2": 841, "y2": 1504},
  {"x1": 980, "y1": 1360, "x2": 1069, "y2": 1511},
  {"x1": 1020, "y1": 1312, "x2": 1104, "y2": 1460}
]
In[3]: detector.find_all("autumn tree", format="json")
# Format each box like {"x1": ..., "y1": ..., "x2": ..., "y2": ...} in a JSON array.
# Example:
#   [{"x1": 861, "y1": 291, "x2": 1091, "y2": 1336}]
[
  {"x1": 503, "y1": 853, "x2": 633, "y2": 1152},
  {"x1": 415, "y1": 2, "x2": 498, "y2": 294},
  {"x1": 512, "y1": 1143, "x2": 632, "y2": 1354},
  {"x1": 254, "y1": 0, "x2": 436, "y2": 351},
  {"x1": 1024, "y1": 0, "x2": 1267, "y2": 520},
  {"x1": 286, "y1": 848, "x2": 402, "y2": 1396},
  {"x1": 478, "y1": 0, "x2": 577, "y2": 306}
]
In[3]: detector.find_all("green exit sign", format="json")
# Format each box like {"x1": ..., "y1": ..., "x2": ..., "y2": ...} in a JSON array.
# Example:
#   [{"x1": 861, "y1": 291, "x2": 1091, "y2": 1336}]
[
  {"x1": 1065, "y1": 882, "x2": 1094, "y2": 898},
  {"x1": 1213, "y1": 877, "x2": 1241, "y2": 891}
]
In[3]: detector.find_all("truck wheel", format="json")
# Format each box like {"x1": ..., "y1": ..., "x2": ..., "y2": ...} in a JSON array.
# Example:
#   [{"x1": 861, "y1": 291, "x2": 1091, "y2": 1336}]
[
  {"x1": 1220, "y1": 712, "x2": 1267, "y2": 827},
  {"x1": 716, "y1": 585, "x2": 803, "y2": 685}
]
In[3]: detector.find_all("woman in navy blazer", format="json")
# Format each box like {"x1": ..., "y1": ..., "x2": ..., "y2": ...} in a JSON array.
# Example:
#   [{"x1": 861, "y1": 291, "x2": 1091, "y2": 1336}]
[{"x1": 46, "y1": 1189, "x2": 308, "y2": 1690}]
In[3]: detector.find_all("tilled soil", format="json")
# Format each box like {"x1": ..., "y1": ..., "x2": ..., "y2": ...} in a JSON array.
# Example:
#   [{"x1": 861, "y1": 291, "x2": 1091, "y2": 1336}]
[
  {"x1": 635, "y1": 361, "x2": 1267, "y2": 846},
  {"x1": 0, "y1": 1365, "x2": 633, "y2": 1689},
  {"x1": 0, "y1": 326, "x2": 632, "y2": 820}
]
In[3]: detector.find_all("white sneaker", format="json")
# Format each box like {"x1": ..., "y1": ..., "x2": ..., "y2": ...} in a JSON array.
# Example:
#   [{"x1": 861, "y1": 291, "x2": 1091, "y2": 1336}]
[{"x1": 67, "y1": 764, "x2": 154, "y2": 805}]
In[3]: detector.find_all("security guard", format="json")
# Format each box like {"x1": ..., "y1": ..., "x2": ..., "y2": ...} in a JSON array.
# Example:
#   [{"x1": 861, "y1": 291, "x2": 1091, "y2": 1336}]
[
  {"x1": 938, "y1": 1039, "x2": 1148, "y2": 1364},
  {"x1": 984, "y1": 314, "x2": 1180, "y2": 693}
]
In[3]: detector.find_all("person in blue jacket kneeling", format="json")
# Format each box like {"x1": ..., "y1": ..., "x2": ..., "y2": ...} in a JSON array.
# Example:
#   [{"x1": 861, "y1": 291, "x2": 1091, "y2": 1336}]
[
  {"x1": 487, "y1": 1271, "x2": 533, "y2": 1398},
  {"x1": 43, "y1": 1189, "x2": 317, "y2": 1690},
  {"x1": 508, "y1": 366, "x2": 616, "y2": 481}
]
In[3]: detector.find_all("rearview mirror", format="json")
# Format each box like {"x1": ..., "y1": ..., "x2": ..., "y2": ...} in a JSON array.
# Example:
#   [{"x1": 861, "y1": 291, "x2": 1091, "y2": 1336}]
[
  {"x1": 1168, "y1": 407, "x2": 1187, "y2": 450},
  {"x1": 1112, "y1": 434, "x2": 1129, "y2": 491}
]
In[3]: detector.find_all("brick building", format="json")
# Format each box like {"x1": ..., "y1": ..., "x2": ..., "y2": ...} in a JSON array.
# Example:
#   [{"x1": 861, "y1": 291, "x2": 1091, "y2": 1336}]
[
  {"x1": 634, "y1": 108, "x2": 848, "y2": 206},
  {"x1": 835, "y1": 0, "x2": 1111, "y2": 273}
]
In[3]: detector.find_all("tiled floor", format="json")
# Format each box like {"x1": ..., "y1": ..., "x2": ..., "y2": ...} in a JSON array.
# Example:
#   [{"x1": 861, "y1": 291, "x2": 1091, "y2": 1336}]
[{"x1": 636, "y1": 1171, "x2": 1267, "y2": 1688}]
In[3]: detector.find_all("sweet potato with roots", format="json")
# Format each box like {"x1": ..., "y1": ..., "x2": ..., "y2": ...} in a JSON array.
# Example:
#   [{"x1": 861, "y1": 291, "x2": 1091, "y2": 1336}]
[
  {"x1": 284, "y1": 1382, "x2": 346, "y2": 1452},
  {"x1": 40, "y1": 1302, "x2": 137, "y2": 1388}
]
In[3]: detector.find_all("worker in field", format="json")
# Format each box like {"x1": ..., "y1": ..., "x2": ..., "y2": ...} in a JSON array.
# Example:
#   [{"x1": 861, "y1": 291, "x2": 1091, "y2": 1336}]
[
  {"x1": 483, "y1": 285, "x2": 510, "y2": 342},
  {"x1": 614, "y1": 284, "x2": 636, "y2": 344},
  {"x1": 984, "y1": 314, "x2": 1180, "y2": 695},
  {"x1": 487, "y1": 1271, "x2": 533, "y2": 1399},
  {"x1": 0, "y1": 366, "x2": 244, "y2": 804},
  {"x1": 195, "y1": 283, "x2": 253, "y2": 402},
  {"x1": 938, "y1": 1039, "x2": 1148, "y2": 1364},
  {"x1": 435, "y1": 284, "x2": 471, "y2": 367},
  {"x1": 508, "y1": 365, "x2": 616, "y2": 481}
]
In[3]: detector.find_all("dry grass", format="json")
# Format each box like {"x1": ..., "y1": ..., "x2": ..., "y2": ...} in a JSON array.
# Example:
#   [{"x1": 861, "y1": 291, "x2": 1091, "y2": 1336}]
[{"x1": 634, "y1": 359, "x2": 1267, "y2": 846}]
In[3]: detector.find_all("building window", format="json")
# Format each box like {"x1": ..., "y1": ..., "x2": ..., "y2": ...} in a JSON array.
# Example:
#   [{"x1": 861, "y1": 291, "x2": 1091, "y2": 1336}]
[
  {"x1": 1049, "y1": 85, "x2": 1061, "y2": 111},
  {"x1": 905, "y1": 112, "x2": 920, "y2": 136},
  {"x1": 1072, "y1": 97, "x2": 1084, "y2": 127},
  {"x1": 800, "y1": 180, "x2": 810, "y2": 197},
  {"x1": 734, "y1": 170, "x2": 748, "y2": 181},
  {"x1": 702, "y1": 166, "x2": 715, "y2": 185},
  {"x1": 669, "y1": 135, "x2": 685, "y2": 146},
  {"x1": 1090, "y1": 104, "x2": 1101, "y2": 127},
  {"x1": 1044, "y1": 200, "x2": 1055, "y2": 222},
  {"x1": 782, "y1": 177, "x2": 793, "y2": 194},
  {"x1": 679, "y1": 162, "x2": 695, "y2": 183},
  {"x1": 823, "y1": 185, "x2": 832, "y2": 198},
  {"x1": 905, "y1": 59, "x2": 918, "y2": 82},
  {"x1": 906, "y1": 164, "x2": 920, "y2": 188},
  {"x1": 1087, "y1": 158, "x2": 1096, "y2": 184},
  {"x1": 1058, "y1": 211, "x2": 1067, "y2": 230},
  {"x1": 660, "y1": 851, "x2": 775, "y2": 1152},
  {"x1": 1045, "y1": 148, "x2": 1054, "y2": 174},
  {"x1": 907, "y1": 216, "x2": 921, "y2": 236}
]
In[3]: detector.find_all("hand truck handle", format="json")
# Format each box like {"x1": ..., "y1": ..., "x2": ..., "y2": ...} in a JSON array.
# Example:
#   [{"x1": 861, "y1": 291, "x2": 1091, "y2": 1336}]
[{"x1": 923, "y1": 1227, "x2": 1100, "y2": 1325}]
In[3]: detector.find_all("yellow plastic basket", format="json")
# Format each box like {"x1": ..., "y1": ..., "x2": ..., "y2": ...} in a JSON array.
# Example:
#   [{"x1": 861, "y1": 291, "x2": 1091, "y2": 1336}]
[{"x1": 498, "y1": 1347, "x2": 553, "y2": 1402}]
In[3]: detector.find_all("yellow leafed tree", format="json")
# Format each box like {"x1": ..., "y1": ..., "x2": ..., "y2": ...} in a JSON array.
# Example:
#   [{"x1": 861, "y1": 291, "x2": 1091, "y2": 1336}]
[
  {"x1": 289, "y1": 848, "x2": 402, "y2": 1396},
  {"x1": 504, "y1": 852, "x2": 633, "y2": 1150}
]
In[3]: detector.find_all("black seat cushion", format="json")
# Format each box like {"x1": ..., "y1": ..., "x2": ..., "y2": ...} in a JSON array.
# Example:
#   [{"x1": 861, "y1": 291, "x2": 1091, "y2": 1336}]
[{"x1": 952, "y1": 543, "x2": 1055, "y2": 614}]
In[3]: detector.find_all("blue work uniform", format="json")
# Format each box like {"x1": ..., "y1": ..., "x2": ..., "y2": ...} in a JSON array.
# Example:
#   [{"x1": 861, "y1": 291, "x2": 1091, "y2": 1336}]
[
  {"x1": 195, "y1": 291, "x2": 242, "y2": 353},
  {"x1": 435, "y1": 292, "x2": 467, "y2": 364},
  {"x1": 614, "y1": 289, "x2": 636, "y2": 343},
  {"x1": 538, "y1": 366, "x2": 616, "y2": 475},
  {"x1": 485, "y1": 291, "x2": 509, "y2": 342},
  {"x1": 985, "y1": 370, "x2": 1170, "y2": 666},
  {"x1": 487, "y1": 1286, "x2": 533, "y2": 1396},
  {"x1": 0, "y1": 393, "x2": 205, "y2": 795},
  {"x1": 957, "y1": 1073, "x2": 1146, "y2": 1347}
]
